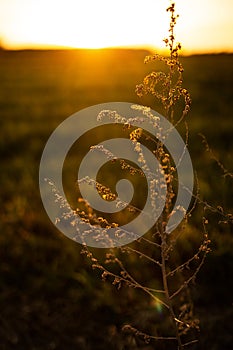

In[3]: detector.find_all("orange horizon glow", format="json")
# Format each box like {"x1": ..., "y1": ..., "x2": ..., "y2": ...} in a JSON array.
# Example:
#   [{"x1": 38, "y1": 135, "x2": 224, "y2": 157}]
[
  {"x1": 0, "y1": 0, "x2": 233, "y2": 54},
  {"x1": 2, "y1": 44, "x2": 233, "y2": 57}
]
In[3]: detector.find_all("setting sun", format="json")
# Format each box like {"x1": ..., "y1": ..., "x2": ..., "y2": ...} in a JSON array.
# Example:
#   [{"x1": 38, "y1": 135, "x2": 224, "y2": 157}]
[{"x1": 0, "y1": 0, "x2": 232, "y2": 53}]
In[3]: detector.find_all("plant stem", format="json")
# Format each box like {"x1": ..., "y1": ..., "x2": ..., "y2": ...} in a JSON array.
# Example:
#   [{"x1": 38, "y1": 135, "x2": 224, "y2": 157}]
[{"x1": 161, "y1": 233, "x2": 184, "y2": 350}]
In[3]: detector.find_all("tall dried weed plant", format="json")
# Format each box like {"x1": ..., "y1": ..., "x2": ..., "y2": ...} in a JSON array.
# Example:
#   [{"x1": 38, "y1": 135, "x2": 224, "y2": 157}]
[
  {"x1": 77, "y1": 3, "x2": 211, "y2": 349},
  {"x1": 51, "y1": 2, "x2": 218, "y2": 349}
]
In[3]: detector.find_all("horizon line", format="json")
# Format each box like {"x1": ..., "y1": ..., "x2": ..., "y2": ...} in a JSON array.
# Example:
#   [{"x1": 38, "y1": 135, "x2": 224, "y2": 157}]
[{"x1": 1, "y1": 44, "x2": 233, "y2": 56}]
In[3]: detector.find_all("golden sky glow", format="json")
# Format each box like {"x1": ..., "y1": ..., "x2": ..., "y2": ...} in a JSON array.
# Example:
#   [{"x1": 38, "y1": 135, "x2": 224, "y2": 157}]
[{"x1": 0, "y1": 0, "x2": 232, "y2": 53}]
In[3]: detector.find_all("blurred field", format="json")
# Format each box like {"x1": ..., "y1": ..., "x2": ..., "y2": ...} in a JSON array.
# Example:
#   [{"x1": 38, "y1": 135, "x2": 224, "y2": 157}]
[{"x1": 0, "y1": 49, "x2": 233, "y2": 349}]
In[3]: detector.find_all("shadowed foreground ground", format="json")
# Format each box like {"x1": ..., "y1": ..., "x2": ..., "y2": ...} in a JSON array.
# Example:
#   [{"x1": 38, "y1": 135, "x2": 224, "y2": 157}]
[{"x1": 0, "y1": 49, "x2": 232, "y2": 349}]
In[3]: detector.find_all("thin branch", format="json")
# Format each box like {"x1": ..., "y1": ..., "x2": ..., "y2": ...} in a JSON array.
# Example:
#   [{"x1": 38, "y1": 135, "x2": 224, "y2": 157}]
[
  {"x1": 199, "y1": 133, "x2": 233, "y2": 179},
  {"x1": 114, "y1": 258, "x2": 168, "y2": 306},
  {"x1": 183, "y1": 339, "x2": 199, "y2": 347},
  {"x1": 122, "y1": 324, "x2": 176, "y2": 342},
  {"x1": 170, "y1": 251, "x2": 208, "y2": 300},
  {"x1": 166, "y1": 246, "x2": 204, "y2": 277},
  {"x1": 125, "y1": 246, "x2": 162, "y2": 267},
  {"x1": 139, "y1": 236, "x2": 161, "y2": 248}
]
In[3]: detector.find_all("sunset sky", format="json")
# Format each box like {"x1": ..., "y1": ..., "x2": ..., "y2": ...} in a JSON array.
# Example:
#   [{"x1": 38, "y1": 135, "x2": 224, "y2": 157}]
[{"x1": 0, "y1": 0, "x2": 232, "y2": 53}]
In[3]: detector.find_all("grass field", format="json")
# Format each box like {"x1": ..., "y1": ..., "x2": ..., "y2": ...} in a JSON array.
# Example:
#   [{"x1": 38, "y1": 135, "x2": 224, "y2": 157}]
[{"x1": 0, "y1": 49, "x2": 232, "y2": 349}]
